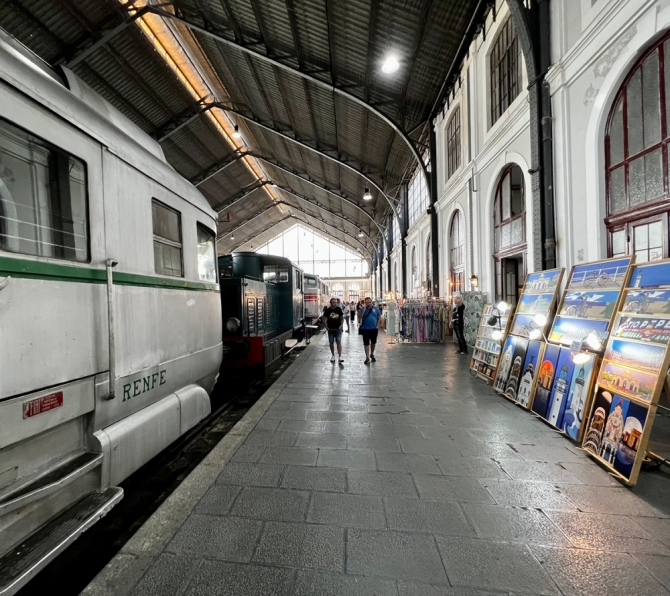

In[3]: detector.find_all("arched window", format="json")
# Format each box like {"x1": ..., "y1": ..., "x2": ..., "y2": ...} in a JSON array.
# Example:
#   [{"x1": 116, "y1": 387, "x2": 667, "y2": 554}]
[
  {"x1": 446, "y1": 107, "x2": 461, "y2": 179},
  {"x1": 450, "y1": 210, "x2": 465, "y2": 294},
  {"x1": 411, "y1": 246, "x2": 418, "y2": 296},
  {"x1": 490, "y1": 18, "x2": 522, "y2": 126},
  {"x1": 493, "y1": 164, "x2": 526, "y2": 306},
  {"x1": 426, "y1": 233, "x2": 432, "y2": 293},
  {"x1": 331, "y1": 282, "x2": 344, "y2": 299},
  {"x1": 393, "y1": 262, "x2": 398, "y2": 294},
  {"x1": 605, "y1": 34, "x2": 670, "y2": 263},
  {"x1": 348, "y1": 282, "x2": 360, "y2": 303}
]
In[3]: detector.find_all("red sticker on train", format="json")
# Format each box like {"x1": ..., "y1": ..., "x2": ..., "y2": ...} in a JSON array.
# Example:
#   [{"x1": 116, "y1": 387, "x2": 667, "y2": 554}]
[{"x1": 23, "y1": 392, "x2": 63, "y2": 419}]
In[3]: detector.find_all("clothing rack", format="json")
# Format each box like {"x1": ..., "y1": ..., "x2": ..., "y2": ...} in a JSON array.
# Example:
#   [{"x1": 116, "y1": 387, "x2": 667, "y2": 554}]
[{"x1": 398, "y1": 299, "x2": 451, "y2": 343}]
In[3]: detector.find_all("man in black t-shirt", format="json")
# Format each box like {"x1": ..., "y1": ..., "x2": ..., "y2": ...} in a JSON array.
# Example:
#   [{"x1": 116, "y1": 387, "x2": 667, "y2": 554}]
[
  {"x1": 323, "y1": 297, "x2": 344, "y2": 364},
  {"x1": 450, "y1": 296, "x2": 468, "y2": 354}
]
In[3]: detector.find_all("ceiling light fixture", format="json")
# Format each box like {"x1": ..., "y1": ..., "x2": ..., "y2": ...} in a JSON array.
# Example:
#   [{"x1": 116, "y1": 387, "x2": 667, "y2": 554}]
[
  {"x1": 363, "y1": 188, "x2": 372, "y2": 201},
  {"x1": 358, "y1": 231, "x2": 364, "y2": 237},
  {"x1": 232, "y1": 124, "x2": 241, "y2": 139},
  {"x1": 230, "y1": 235, "x2": 234, "y2": 240},
  {"x1": 382, "y1": 55, "x2": 400, "y2": 74}
]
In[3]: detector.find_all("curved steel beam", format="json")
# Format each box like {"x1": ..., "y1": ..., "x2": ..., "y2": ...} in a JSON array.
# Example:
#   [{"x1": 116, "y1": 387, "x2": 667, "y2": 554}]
[
  {"x1": 217, "y1": 204, "x2": 279, "y2": 240},
  {"x1": 205, "y1": 102, "x2": 400, "y2": 216},
  {"x1": 249, "y1": 153, "x2": 385, "y2": 235},
  {"x1": 275, "y1": 187, "x2": 376, "y2": 253},
  {"x1": 215, "y1": 181, "x2": 269, "y2": 214},
  {"x1": 144, "y1": 6, "x2": 427, "y2": 204},
  {"x1": 225, "y1": 216, "x2": 293, "y2": 252}
]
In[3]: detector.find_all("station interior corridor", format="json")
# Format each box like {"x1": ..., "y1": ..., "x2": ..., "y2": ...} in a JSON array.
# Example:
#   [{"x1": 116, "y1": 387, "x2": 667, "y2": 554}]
[{"x1": 105, "y1": 329, "x2": 670, "y2": 596}]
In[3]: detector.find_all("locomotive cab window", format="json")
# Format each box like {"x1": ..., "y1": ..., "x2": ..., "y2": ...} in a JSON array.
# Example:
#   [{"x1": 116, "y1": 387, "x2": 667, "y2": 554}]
[
  {"x1": 263, "y1": 265, "x2": 289, "y2": 283},
  {"x1": 152, "y1": 199, "x2": 183, "y2": 277},
  {"x1": 0, "y1": 118, "x2": 89, "y2": 262},
  {"x1": 306, "y1": 277, "x2": 317, "y2": 287},
  {"x1": 196, "y1": 224, "x2": 216, "y2": 282}
]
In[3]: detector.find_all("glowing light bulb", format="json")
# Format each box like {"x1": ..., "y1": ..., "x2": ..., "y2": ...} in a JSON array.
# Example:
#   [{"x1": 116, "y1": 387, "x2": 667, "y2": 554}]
[
  {"x1": 491, "y1": 330, "x2": 503, "y2": 341},
  {"x1": 382, "y1": 56, "x2": 399, "y2": 73},
  {"x1": 528, "y1": 328, "x2": 542, "y2": 340},
  {"x1": 573, "y1": 352, "x2": 591, "y2": 364},
  {"x1": 232, "y1": 125, "x2": 241, "y2": 139},
  {"x1": 496, "y1": 301, "x2": 509, "y2": 312},
  {"x1": 230, "y1": 236, "x2": 234, "y2": 240},
  {"x1": 533, "y1": 313, "x2": 547, "y2": 326},
  {"x1": 586, "y1": 331, "x2": 602, "y2": 350},
  {"x1": 363, "y1": 188, "x2": 372, "y2": 201}
]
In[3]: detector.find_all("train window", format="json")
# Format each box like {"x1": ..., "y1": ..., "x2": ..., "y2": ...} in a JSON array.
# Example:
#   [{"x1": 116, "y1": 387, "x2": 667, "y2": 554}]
[
  {"x1": 196, "y1": 224, "x2": 216, "y2": 282},
  {"x1": 0, "y1": 118, "x2": 89, "y2": 262},
  {"x1": 306, "y1": 277, "x2": 317, "y2": 287},
  {"x1": 263, "y1": 265, "x2": 289, "y2": 283},
  {"x1": 152, "y1": 199, "x2": 183, "y2": 277},
  {"x1": 294, "y1": 269, "x2": 302, "y2": 290}
]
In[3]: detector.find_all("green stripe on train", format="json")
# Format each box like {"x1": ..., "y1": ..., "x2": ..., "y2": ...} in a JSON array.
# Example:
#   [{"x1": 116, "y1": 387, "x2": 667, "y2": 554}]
[{"x1": 0, "y1": 256, "x2": 219, "y2": 292}]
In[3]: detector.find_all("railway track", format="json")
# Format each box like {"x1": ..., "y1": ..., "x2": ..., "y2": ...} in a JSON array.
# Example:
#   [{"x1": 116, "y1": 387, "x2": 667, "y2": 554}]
[{"x1": 15, "y1": 349, "x2": 305, "y2": 596}]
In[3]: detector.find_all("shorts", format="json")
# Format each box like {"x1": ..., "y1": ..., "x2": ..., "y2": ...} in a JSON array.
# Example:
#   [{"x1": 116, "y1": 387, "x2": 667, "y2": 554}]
[
  {"x1": 328, "y1": 329, "x2": 343, "y2": 343},
  {"x1": 360, "y1": 328, "x2": 378, "y2": 346}
]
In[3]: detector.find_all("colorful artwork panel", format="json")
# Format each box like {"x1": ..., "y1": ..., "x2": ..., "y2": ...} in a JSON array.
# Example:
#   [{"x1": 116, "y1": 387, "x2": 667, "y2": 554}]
[
  {"x1": 583, "y1": 388, "x2": 649, "y2": 481},
  {"x1": 597, "y1": 361, "x2": 657, "y2": 404},
  {"x1": 510, "y1": 314, "x2": 536, "y2": 338},
  {"x1": 524, "y1": 269, "x2": 563, "y2": 294},
  {"x1": 621, "y1": 289, "x2": 670, "y2": 316},
  {"x1": 629, "y1": 261, "x2": 670, "y2": 289},
  {"x1": 516, "y1": 341, "x2": 544, "y2": 408},
  {"x1": 503, "y1": 338, "x2": 530, "y2": 400},
  {"x1": 559, "y1": 290, "x2": 621, "y2": 320},
  {"x1": 494, "y1": 335, "x2": 519, "y2": 393},
  {"x1": 549, "y1": 317, "x2": 610, "y2": 347},
  {"x1": 517, "y1": 293, "x2": 554, "y2": 316},
  {"x1": 531, "y1": 343, "x2": 561, "y2": 417},
  {"x1": 560, "y1": 353, "x2": 597, "y2": 441},
  {"x1": 602, "y1": 338, "x2": 666, "y2": 375},
  {"x1": 612, "y1": 314, "x2": 670, "y2": 345},
  {"x1": 567, "y1": 257, "x2": 632, "y2": 291},
  {"x1": 544, "y1": 348, "x2": 576, "y2": 429}
]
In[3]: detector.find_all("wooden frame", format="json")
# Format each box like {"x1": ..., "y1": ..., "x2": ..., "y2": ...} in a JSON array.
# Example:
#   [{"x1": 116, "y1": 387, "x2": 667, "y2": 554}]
[
  {"x1": 508, "y1": 267, "x2": 564, "y2": 338},
  {"x1": 470, "y1": 303, "x2": 513, "y2": 384}
]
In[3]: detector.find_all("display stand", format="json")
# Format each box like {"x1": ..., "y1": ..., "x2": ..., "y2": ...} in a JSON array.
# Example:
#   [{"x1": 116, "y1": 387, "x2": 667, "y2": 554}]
[
  {"x1": 492, "y1": 268, "x2": 564, "y2": 404},
  {"x1": 399, "y1": 299, "x2": 450, "y2": 343},
  {"x1": 470, "y1": 303, "x2": 512, "y2": 384},
  {"x1": 527, "y1": 257, "x2": 635, "y2": 443},
  {"x1": 581, "y1": 258, "x2": 670, "y2": 486}
]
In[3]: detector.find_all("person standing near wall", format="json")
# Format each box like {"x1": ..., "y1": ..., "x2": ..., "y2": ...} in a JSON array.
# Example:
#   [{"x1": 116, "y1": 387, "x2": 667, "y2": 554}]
[
  {"x1": 450, "y1": 296, "x2": 468, "y2": 354},
  {"x1": 358, "y1": 296, "x2": 381, "y2": 364}
]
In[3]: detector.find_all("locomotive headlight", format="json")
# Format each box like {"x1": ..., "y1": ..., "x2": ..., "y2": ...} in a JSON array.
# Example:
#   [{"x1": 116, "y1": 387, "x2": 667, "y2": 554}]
[{"x1": 226, "y1": 317, "x2": 241, "y2": 334}]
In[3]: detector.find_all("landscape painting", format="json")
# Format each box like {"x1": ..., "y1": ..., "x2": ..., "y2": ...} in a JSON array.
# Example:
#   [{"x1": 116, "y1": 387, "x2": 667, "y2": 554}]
[
  {"x1": 567, "y1": 257, "x2": 632, "y2": 291},
  {"x1": 544, "y1": 347, "x2": 576, "y2": 430},
  {"x1": 530, "y1": 343, "x2": 561, "y2": 417},
  {"x1": 602, "y1": 338, "x2": 666, "y2": 375},
  {"x1": 597, "y1": 361, "x2": 657, "y2": 404},
  {"x1": 560, "y1": 352, "x2": 597, "y2": 441},
  {"x1": 549, "y1": 316, "x2": 610, "y2": 347},
  {"x1": 629, "y1": 260, "x2": 670, "y2": 289},
  {"x1": 558, "y1": 290, "x2": 620, "y2": 320},
  {"x1": 516, "y1": 340, "x2": 544, "y2": 408},
  {"x1": 523, "y1": 269, "x2": 563, "y2": 294},
  {"x1": 510, "y1": 314, "x2": 536, "y2": 338},
  {"x1": 621, "y1": 289, "x2": 670, "y2": 315},
  {"x1": 517, "y1": 293, "x2": 554, "y2": 316},
  {"x1": 612, "y1": 314, "x2": 670, "y2": 345}
]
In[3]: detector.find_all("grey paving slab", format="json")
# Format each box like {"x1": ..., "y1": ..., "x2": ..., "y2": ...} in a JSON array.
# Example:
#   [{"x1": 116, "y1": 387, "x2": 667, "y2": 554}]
[
  {"x1": 254, "y1": 418, "x2": 281, "y2": 431},
  {"x1": 307, "y1": 492, "x2": 386, "y2": 528},
  {"x1": 413, "y1": 475, "x2": 496, "y2": 504},
  {"x1": 348, "y1": 412, "x2": 394, "y2": 425},
  {"x1": 244, "y1": 430, "x2": 298, "y2": 447},
  {"x1": 277, "y1": 419, "x2": 326, "y2": 433},
  {"x1": 194, "y1": 485, "x2": 241, "y2": 516},
  {"x1": 347, "y1": 435, "x2": 401, "y2": 452},
  {"x1": 293, "y1": 570, "x2": 399, "y2": 596},
  {"x1": 436, "y1": 537, "x2": 559, "y2": 595},
  {"x1": 281, "y1": 465, "x2": 347, "y2": 492},
  {"x1": 556, "y1": 484, "x2": 669, "y2": 517},
  {"x1": 263, "y1": 408, "x2": 308, "y2": 421},
  {"x1": 253, "y1": 521, "x2": 345, "y2": 572},
  {"x1": 532, "y1": 545, "x2": 670, "y2": 596},
  {"x1": 545, "y1": 510, "x2": 670, "y2": 554},
  {"x1": 398, "y1": 437, "x2": 462, "y2": 457},
  {"x1": 216, "y1": 462, "x2": 283, "y2": 487},
  {"x1": 166, "y1": 514, "x2": 261, "y2": 561},
  {"x1": 129, "y1": 553, "x2": 200, "y2": 596},
  {"x1": 555, "y1": 462, "x2": 621, "y2": 486},
  {"x1": 259, "y1": 446, "x2": 318, "y2": 466},
  {"x1": 348, "y1": 470, "x2": 418, "y2": 497},
  {"x1": 183, "y1": 561, "x2": 294, "y2": 596},
  {"x1": 390, "y1": 413, "x2": 443, "y2": 427},
  {"x1": 347, "y1": 528, "x2": 447, "y2": 582},
  {"x1": 323, "y1": 421, "x2": 373, "y2": 435},
  {"x1": 500, "y1": 460, "x2": 584, "y2": 484},
  {"x1": 317, "y1": 448, "x2": 377, "y2": 470},
  {"x1": 455, "y1": 440, "x2": 523, "y2": 460},
  {"x1": 296, "y1": 431, "x2": 347, "y2": 449},
  {"x1": 435, "y1": 457, "x2": 508, "y2": 479},
  {"x1": 510, "y1": 443, "x2": 588, "y2": 463},
  {"x1": 371, "y1": 424, "x2": 424, "y2": 438},
  {"x1": 397, "y1": 583, "x2": 492, "y2": 596},
  {"x1": 632, "y1": 516, "x2": 670, "y2": 548},
  {"x1": 376, "y1": 452, "x2": 442, "y2": 475},
  {"x1": 385, "y1": 497, "x2": 474, "y2": 536},
  {"x1": 230, "y1": 487, "x2": 309, "y2": 522},
  {"x1": 462, "y1": 503, "x2": 570, "y2": 546},
  {"x1": 307, "y1": 410, "x2": 349, "y2": 421},
  {"x1": 633, "y1": 553, "x2": 670, "y2": 590},
  {"x1": 479, "y1": 479, "x2": 578, "y2": 511}
]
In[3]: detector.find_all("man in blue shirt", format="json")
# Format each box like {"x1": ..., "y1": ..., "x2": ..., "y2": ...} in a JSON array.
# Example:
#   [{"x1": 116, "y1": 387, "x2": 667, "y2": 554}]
[{"x1": 358, "y1": 296, "x2": 381, "y2": 364}]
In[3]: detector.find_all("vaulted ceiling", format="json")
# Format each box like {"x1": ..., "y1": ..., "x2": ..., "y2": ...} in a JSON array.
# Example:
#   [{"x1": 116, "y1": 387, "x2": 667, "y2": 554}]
[{"x1": 0, "y1": 0, "x2": 487, "y2": 262}]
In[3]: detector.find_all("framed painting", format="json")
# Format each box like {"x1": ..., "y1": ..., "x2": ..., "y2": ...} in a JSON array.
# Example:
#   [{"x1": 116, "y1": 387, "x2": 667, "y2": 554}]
[
  {"x1": 502, "y1": 337, "x2": 530, "y2": 401},
  {"x1": 530, "y1": 343, "x2": 561, "y2": 417},
  {"x1": 544, "y1": 347, "x2": 577, "y2": 430},
  {"x1": 560, "y1": 352, "x2": 597, "y2": 441},
  {"x1": 611, "y1": 314, "x2": 670, "y2": 345},
  {"x1": 516, "y1": 340, "x2": 545, "y2": 408}
]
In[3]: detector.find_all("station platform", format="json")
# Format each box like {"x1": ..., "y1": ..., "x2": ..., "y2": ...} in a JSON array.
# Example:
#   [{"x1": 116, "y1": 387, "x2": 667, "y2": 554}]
[{"x1": 84, "y1": 329, "x2": 670, "y2": 596}]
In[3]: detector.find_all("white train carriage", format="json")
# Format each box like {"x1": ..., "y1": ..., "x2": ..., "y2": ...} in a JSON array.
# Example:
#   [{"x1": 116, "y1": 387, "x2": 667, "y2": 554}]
[{"x1": 0, "y1": 30, "x2": 222, "y2": 593}]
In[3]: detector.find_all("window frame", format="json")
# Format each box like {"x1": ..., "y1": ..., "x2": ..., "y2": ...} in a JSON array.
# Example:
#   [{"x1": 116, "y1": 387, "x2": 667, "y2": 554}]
[
  {"x1": 489, "y1": 18, "x2": 523, "y2": 127},
  {"x1": 446, "y1": 107, "x2": 461, "y2": 179},
  {"x1": 152, "y1": 198, "x2": 184, "y2": 278},
  {"x1": 196, "y1": 222, "x2": 217, "y2": 283},
  {"x1": 493, "y1": 164, "x2": 526, "y2": 258},
  {"x1": 449, "y1": 210, "x2": 465, "y2": 294}
]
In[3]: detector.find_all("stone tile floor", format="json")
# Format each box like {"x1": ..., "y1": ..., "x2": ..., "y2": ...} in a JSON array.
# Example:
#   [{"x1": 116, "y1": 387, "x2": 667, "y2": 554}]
[{"x1": 128, "y1": 330, "x2": 670, "y2": 596}]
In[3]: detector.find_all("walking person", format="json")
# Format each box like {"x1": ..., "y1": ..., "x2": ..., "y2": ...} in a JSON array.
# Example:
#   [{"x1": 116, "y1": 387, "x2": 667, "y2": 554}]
[
  {"x1": 358, "y1": 297, "x2": 381, "y2": 364},
  {"x1": 323, "y1": 297, "x2": 345, "y2": 363},
  {"x1": 450, "y1": 296, "x2": 468, "y2": 354},
  {"x1": 342, "y1": 301, "x2": 350, "y2": 332},
  {"x1": 349, "y1": 301, "x2": 356, "y2": 329}
]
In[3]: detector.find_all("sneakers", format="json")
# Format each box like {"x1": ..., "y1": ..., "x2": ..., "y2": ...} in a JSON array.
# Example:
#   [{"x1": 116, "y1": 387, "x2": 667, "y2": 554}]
[
  {"x1": 338, "y1": 358, "x2": 344, "y2": 363},
  {"x1": 370, "y1": 354, "x2": 376, "y2": 362},
  {"x1": 364, "y1": 358, "x2": 370, "y2": 364},
  {"x1": 330, "y1": 357, "x2": 336, "y2": 363}
]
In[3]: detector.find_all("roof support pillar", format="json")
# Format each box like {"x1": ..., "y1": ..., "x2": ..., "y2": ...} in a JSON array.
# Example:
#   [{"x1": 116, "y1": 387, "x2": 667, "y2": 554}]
[
  {"x1": 429, "y1": 123, "x2": 439, "y2": 297},
  {"x1": 400, "y1": 184, "x2": 409, "y2": 299}
]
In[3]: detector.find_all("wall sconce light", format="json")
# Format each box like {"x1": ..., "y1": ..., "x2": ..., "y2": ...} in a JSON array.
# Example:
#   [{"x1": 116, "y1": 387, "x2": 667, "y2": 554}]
[{"x1": 470, "y1": 273, "x2": 478, "y2": 288}]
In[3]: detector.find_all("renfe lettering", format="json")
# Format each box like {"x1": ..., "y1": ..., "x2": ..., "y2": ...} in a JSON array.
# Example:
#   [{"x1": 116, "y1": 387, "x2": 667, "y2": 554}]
[{"x1": 122, "y1": 369, "x2": 167, "y2": 402}]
